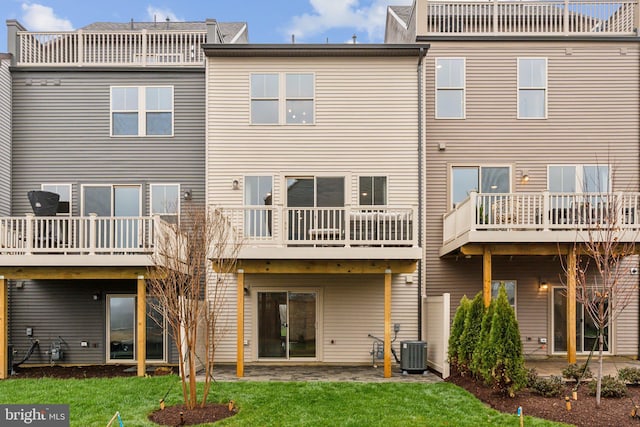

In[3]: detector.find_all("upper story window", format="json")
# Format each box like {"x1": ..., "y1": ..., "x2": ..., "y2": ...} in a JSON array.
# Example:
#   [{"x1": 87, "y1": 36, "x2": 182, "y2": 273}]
[
  {"x1": 150, "y1": 184, "x2": 180, "y2": 224},
  {"x1": 451, "y1": 166, "x2": 510, "y2": 207},
  {"x1": 251, "y1": 73, "x2": 315, "y2": 125},
  {"x1": 41, "y1": 183, "x2": 71, "y2": 215},
  {"x1": 436, "y1": 58, "x2": 465, "y2": 119},
  {"x1": 111, "y1": 86, "x2": 173, "y2": 136},
  {"x1": 359, "y1": 176, "x2": 387, "y2": 206},
  {"x1": 518, "y1": 58, "x2": 547, "y2": 119}
]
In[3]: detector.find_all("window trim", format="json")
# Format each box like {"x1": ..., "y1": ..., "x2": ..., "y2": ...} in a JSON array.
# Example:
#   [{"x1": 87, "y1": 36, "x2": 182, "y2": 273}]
[
  {"x1": 80, "y1": 183, "x2": 143, "y2": 217},
  {"x1": 41, "y1": 183, "x2": 72, "y2": 216},
  {"x1": 149, "y1": 183, "x2": 181, "y2": 223},
  {"x1": 449, "y1": 164, "x2": 513, "y2": 208},
  {"x1": 435, "y1": 57, "x2": 466, "y2": 120},
  {"x1": 110, "y1": 86, "x2": 174, "y2": 137},
  {"x1": 517, "y1": 57, "x2": 547, "y2": 120},
  {"x1": 358, "y1": 175, "x2": 389, "y2": 206},
  {"x1": 250, "y1": 72, "x2": 316, "y2": 126}
]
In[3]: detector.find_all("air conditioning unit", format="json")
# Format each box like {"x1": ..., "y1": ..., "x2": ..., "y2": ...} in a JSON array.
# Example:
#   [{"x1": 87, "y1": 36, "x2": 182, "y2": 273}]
[{"x1": 400, "y1": 340, "x2": 428, "y2": 374}]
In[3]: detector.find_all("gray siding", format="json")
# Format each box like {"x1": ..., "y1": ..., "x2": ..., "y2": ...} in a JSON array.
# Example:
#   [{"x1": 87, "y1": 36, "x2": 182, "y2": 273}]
[
  {"x1": 0, "y1": 58, "x2": 11, "y2": 216},
  {"x1": 11, "y1": 69, "x2": 206, "y2": 216}
]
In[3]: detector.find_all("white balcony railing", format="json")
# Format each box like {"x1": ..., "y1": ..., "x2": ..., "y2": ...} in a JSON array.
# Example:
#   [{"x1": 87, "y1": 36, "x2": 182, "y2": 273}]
[
  {"x1": 443, "y1": 191, "x2": 640, "y2": 245},
  {"x1": 220, "y1": 206, "x2": 418, "y2": 248},
  {"x1": 421, "y1": 0, "x2": 638, "y2": 35},
  {"x1": 16, "y1": 30, "x2": 207, "y2": 66},
  {"x1": 0, "y1": 214, "x2": 165, "y2": 255}
]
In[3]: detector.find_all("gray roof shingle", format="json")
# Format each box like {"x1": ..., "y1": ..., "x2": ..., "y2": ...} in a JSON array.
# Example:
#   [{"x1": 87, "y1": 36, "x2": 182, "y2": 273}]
[{"x1": 389, "y1": 5, "x2": 413, "y2": 26}]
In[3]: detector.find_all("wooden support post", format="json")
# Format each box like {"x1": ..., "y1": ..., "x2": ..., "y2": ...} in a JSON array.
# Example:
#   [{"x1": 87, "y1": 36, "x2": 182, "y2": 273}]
[
  {"x1": 384, "y1": 269, "x2": 392, "y2": 379},
  {"x1": 136, "y1": 276, "x2": 146, "y2": 377},
  {"x1": 567, "y1": 247, "x2": 577, "y2": 363},
  {"x1": 483, "y1": 246, "x2": 492, "y2": 307},
  {"x1": 0, "y1": 276, "x2": 7, "y2": 379},
  {"x1": 237, "y1": 269, "x2": 245, "y2": 378}
]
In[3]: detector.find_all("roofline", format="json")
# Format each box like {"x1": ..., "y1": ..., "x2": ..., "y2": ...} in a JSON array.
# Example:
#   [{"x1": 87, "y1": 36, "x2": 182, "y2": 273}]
[
  {"x1": 388, "y1": 6, "x2": 409, "y2": 31},
  {"x1": 228, "y1": 23, "x2": 248, "y2": 44},
  {"x1": 202, "y1": 43, "x2": 429, "y2": 57},
  {"x1": 416, "y1": 35, "x2": 640, "y2": 43}
]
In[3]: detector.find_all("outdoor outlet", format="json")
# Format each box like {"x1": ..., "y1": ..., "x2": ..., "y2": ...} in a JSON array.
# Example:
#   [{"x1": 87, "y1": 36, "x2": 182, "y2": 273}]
[
  {"x1": 243, "y1": 340, "x2": 249, "y2": 346},
  {"x1": 539, "y1": 337, "x2": 547, "y2": 344},
  {"x1": 394, "y1": 323, "x2": 401, "y2": 333},
  {"x1": 80, "y1": 341, "x2": 88, "y2": 347},
  {"x1": 26, "y1": 327, "x2": 32, "y2": 337}
]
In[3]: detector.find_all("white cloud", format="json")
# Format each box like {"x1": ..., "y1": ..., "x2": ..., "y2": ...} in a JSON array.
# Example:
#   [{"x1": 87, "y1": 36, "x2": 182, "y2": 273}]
[
  {"x1": 286, "y1": 0, "x2": 408, "y2": 43},
  {"x1": 21, "y1": 3, "x2": 73, "y2": 31},
  {"x1": 146, "y1": 6, "x2": 183, "y2": 22}
]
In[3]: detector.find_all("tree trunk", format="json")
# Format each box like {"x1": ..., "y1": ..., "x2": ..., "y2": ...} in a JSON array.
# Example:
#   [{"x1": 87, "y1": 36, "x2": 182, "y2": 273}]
[{"x1": 596, "y1": 330, "x2": 604, "y2": 407}]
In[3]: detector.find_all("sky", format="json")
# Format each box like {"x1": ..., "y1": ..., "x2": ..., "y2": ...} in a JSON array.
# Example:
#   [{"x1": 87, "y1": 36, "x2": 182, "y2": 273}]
[{"x1": 1, "y1": 0, "x2": 411, "y2": 51}]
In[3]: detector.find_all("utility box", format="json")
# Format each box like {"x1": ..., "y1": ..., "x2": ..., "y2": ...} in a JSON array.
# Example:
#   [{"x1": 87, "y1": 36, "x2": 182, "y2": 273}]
[{"x1": 400, "y1": 340, "x2": 428, "y2": 374}]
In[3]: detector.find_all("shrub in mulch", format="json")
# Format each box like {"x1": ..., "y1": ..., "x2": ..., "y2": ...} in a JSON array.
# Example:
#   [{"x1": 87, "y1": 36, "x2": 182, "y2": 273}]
[
  {"x1": 529, "y1": 375, "x2": 564, "y2": 398},
  {"x1": 588, "y1": 375, "x2": 627, "y2": 398},
  {"x1": 562, "y1": 363, "x2": 593, "y2": 383},
  {"x1": 619, "y1": 367, "x2": 640, "y2": 385}
]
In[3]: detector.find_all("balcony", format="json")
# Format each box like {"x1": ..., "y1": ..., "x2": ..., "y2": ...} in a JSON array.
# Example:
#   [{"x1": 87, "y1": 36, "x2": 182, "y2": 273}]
[
  {"x1": 13, "y1": 29, "x2": 207, "y2": 67},
  {"x1": 221, "y1": 206, "x2": 421, "y2": 260},
  {"x1": 0, "y1": 214, "x2": 173, "y2": 266},
  {"x1": 441, "y1": 191, "x2": 640, "y2": 255},
  {"x1": 417, "y1": 0, "x2": 638, "y2": 36}
]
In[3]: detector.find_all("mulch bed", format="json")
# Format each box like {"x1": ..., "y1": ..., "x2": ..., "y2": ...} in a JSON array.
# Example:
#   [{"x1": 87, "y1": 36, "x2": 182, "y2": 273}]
[
  {"x1": 447, "y1": 371, "x2": 640, "y2": 427},
  {"x1": 148, "y1": 403, "x2": 235, "y2": 426}
]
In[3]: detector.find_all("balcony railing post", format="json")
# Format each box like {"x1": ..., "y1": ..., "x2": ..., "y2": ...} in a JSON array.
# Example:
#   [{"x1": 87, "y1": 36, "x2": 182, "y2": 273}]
[
  {"x1": 277, "y1": 204, "x2": 285, "y2": 246},
  {"x1": 542, "y1": 191, "x2": 550, "y2": 230},
  {"x1": 77, "y1": 29, "x2": 84, "y2": 66},
  {"x1": 563, "y1": 0, "x2": 569, "y2": 35},
  {"x1": 141, "y1": 29, "x2": 148, "y2": 67},
  {"x1": 470, "y1": 191, "x2": 478, "y2": 231},
  {"x1": 412, "y1": 205, "x2": 418, "y2": 247},
  {"x1": 636, "y1": 0, "x2": 640, "y2": 36},
  {"x1": 416, "y1": 0, "x2": 428, "y2": 36},
  {"x1": 344, "y1": 204, "x2": 351, "y2": 247},
  {"x1": 89, "y1": 213, "x2": 97, "y2": 255},
  {"x1": 492, "y1": 0, "x2": 498, "y2": 34},
  {"x1": 152, "y1": 214, "x2": 161, "y2": 258},
  {"x1": 616, "y1": 192, "x2": 624, "y2": 228},
  {"x1": 25, "y1": 213, "x2": 34, "y2": 255}
]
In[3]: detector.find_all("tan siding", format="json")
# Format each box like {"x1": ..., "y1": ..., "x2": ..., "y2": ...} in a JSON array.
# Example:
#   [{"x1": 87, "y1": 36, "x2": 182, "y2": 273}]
[
  {"x1": 213, "y1": 273, "x2": 419, "y2": 363},
  {"x1": 424, "y1": 40, "x2": 640, "y2": 356},
  {"x1": 0, "y1": 58, "x2": 10, "y2": 216},
  {"x1": 207, "y1": 56, "x2": 419, "y2": 208}
]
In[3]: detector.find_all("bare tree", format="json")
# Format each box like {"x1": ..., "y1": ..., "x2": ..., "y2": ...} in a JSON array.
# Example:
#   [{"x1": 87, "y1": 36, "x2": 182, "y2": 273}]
[
  {"x1": 562, "y1": 190, "x2": 638, "y2": 406},
  {"x1": 147, "y1": 205, "x2": 241, "y2": 409}
]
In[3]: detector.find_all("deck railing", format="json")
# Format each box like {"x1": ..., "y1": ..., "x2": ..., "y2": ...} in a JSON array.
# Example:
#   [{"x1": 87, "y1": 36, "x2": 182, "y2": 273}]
[
  {"x1": 443, "y1": 191, "x2": 640, "y2": 245},
  {"x1": 0, "y1": 214, "x2": 164, "y2": 255},
  {"x1": 220, "y1": 206, "x2": 418, "y2": 247},
  {"x1": 420, "y1": 0, "x2": 638, "y2": 35},
  {"x1": 16, "y1": 29, "x2": 207, "y2": 66}
]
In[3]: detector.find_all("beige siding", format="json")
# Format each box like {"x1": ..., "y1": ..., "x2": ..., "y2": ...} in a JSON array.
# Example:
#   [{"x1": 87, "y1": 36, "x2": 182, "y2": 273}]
[
  {"x1": 206, "y1": 56, "x2": 419, "y2": 208},
  {"x1": 207, "y1": 55, "x2": 421, "y2": 363},
  {"x1": 212, "y1": 273, "x2": 419, "y2": 363},
  {"x1": 423, "y1": 40, "x2": 640, "y2": 356},
  {"x1": 0, "y1": 58, "x2": 11, "y2": 216}
]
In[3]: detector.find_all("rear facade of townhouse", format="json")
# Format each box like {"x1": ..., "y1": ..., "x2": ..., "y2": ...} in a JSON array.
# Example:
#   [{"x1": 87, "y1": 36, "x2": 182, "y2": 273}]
[
  {"x1": 0, "y1": 19, "x2": 247, "y2": 378},
  {"x1": 387, "y1": 0, "x2": 640, "y2": 365}
]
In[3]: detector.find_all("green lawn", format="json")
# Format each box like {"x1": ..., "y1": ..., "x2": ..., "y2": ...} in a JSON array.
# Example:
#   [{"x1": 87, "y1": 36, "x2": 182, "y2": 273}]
[{"x1": 0, "y1": 376, "x2": 568, "y2": 427}]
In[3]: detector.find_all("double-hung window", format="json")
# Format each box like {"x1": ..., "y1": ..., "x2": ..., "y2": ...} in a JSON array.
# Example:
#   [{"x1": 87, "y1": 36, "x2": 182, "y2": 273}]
[
  {"x1": 491, "y1": 280, "x2": 517, "y2": 314},
  {"x1": 518, "y1": 58, "x2": 547, "y2": 119},
  {"x1": 150, "y1": 184, "x2": 180, "y2": 224},
  {"x1": 436, "y1": 58, "x2": 465, "y2": 119},
  {"x1": 111, "y1": 86, "x2": 173, "y2": 136},
  {"x1": 251, "y1": 73, "x2": 314, "y2": 125}
]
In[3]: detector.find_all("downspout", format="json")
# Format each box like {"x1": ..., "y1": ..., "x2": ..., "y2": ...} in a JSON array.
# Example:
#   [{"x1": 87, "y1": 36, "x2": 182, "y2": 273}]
[{"x1": 417, "y1": 46, "x2": 427, "y2": 340}]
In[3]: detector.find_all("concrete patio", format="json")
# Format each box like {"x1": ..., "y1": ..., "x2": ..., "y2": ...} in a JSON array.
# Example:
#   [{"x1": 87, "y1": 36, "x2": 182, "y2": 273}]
[{"x1": 526, "y1": 356, "x2": 640, "y2": 378}]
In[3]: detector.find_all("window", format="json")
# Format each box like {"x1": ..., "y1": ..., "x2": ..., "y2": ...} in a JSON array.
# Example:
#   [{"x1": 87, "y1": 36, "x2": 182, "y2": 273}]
[
  {"x1": 41, "y1": 183, "x2": 71, "y2": 215},
  {"x1": 150, "y1": 184, "x2": 180, "y2": 224},
  {"x1": 518, "y1": 58, "x2": 547, "y2": 119},
  {"x1": 451, "y1": 166, "x2": 510, "y2": 207},
  {"x1": 111, "y1": 86, "x2": 173, "y2": 136},
  {"x1": 491, "y1": 280, "x2": 517, "y2": 313},
  {"x1": 251, "y1": 74, "x2": 279, "y2": 124},
  {"x1": 359, "y1": 176, "x2": 387, "y2": 205},
  {"x1": 436, "y1": 58, "x2": 465, "y2": 119},
  {"x1": 245, "y1": 176, "x2": 273, "y2": 237},
  {"x1": 548, "y1": 165, "x2": 610, "y2": 193},
  {"x1": 251, "y1": 73, "x2": 314, "y2": 125}
]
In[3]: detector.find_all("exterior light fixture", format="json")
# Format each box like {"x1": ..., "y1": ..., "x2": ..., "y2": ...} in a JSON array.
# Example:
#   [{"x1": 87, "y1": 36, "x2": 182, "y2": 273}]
[{"x1": 539, "y1": 279, "x2": 549, "y2": 291}]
